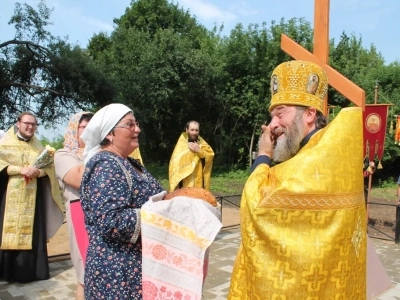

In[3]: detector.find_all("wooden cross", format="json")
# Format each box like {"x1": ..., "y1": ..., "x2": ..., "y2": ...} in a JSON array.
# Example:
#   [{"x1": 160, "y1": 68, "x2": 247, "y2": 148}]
[{"x1": 280, "y1": 0, "x2": 365, "y2": 115}]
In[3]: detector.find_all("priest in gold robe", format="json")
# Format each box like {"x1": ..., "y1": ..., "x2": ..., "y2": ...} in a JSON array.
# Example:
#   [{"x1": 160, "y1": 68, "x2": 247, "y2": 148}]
[
  {"x1": 0, "y1": 112, "x2": 64, "y2": 283},
  {"x1": 169, "y1": 120, "x2": 214, "y2": 192},
  {"x1": 228, "y1": 61, "x2": 367, "y2": 299}
]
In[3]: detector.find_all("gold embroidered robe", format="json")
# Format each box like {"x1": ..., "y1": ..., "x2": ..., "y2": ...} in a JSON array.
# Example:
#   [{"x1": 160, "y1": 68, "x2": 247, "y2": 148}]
[
  {"x1": 228, "y1": 107, "x2": 366, "y2": 300},
  {"x1": 129, "y1": 148, "x2": 144, "y2": 165},
  {"x1": 0, "y1": 127, "x2": 64, "y2": 250},
  {"x1": 169, "y1": 133, "x2": 214, "y2": 192}
]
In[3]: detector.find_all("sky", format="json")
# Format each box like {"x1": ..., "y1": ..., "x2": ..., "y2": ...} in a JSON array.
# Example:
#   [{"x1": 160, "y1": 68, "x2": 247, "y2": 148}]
[
  {"x1": 1, "y1": 0, "x2": 399, "y2": 138},
  {"x1": 1, "y1": 0, "x2": 399, "y2": 63}
]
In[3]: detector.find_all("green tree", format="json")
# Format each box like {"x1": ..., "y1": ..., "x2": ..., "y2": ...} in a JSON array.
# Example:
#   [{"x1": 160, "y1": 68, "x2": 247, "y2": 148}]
[
  {"x1": 0, "y1": 1, "x2": 115, "y2": 128},
  {"x1": 365, "y1": 62, "x2": 400, "y2": 181},
  {"x1": 329, "y1": 32, "x2": 385, "y2": 107},
  {"x1": 88, "y1": 0, "x2": 221, "y2": 162},
  {"x1": 214, "y1": 18, "x2": 314, "y2": 167},
  {"x1": 328, "y1": 33, "x2": 400, "y2": 181},
  {"x1": 39, "y1": 134, "x2": 64, "y2": 150},
  {"x1": 87, "y1": 0, "x2": 399, "y2": 174}
]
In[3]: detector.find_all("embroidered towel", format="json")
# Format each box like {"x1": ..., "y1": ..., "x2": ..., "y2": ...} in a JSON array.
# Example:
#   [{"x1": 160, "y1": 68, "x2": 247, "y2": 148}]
[{"x1": 141, "y1": 192, "x2": 222, "y2": 300}]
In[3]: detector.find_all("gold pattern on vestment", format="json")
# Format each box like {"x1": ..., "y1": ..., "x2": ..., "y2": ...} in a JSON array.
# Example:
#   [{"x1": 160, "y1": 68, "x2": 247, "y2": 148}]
[
  {"x1": 352, "y1": 215, "x2": 364, "y2": 258},
  {"x1": 228, "y1": 108, "x2": 366, "y2": 300},
  {"x1": 19, "y1": 140, "x2": 32, "y2": 167},
  {"x1": 0, "y1": 138, "x2": 39, "y2": 249},
  {"x1": 0, "y1": 128, "x2": 64, "y2": 250}
]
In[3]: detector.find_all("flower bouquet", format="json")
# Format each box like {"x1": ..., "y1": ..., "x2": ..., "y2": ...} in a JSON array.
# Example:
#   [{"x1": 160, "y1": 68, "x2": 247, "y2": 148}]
[{"x1": 24, "y1": 145, "x2": 56, "y2": 183}]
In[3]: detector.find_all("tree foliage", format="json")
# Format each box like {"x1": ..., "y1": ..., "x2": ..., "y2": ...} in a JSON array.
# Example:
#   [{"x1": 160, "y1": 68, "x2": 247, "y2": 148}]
[
  {"x1": 86, "y1": 0, "x2": 400, "y2": 174},
  {"x1": 6, "y1": 0, "x2": 400, "y2": 181},
  {"x1": 88, "y1": 0, "x2": 220, "y2": 162},
  {"x1": 88, "y1": 0, "x2": 320, "y2": 166},
  {"x1": 0, "y1": 0, "x2": 115, "y2": 128},
  {"x1": 328, "y1": 34, "x2": 400, "y2": 181}
]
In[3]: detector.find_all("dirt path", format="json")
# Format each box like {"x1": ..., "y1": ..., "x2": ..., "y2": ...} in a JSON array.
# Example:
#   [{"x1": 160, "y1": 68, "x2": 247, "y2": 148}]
[{"x1": 47, "y1": 222, "x2": 69, "y2": 256}]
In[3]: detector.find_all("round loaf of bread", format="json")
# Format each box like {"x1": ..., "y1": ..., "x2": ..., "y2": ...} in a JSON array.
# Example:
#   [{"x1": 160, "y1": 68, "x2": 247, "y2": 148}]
[{"x1": 163, "y1": 187, "x2": 218, "y2": 207}]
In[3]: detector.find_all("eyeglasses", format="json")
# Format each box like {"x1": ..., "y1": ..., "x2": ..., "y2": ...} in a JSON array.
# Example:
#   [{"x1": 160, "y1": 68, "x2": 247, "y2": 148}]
[
  {"x1": 21, "y1": 122, "x2": 38, "y2": 128},
  {"x1": 114, "y1": 121, "x2": 140, "y2": 131}
]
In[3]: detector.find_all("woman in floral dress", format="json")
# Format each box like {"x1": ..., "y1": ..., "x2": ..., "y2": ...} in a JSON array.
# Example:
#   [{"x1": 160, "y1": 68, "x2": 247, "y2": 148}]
[{"x1": 80, "y1": 103, "x2": 164, "y2": 299}]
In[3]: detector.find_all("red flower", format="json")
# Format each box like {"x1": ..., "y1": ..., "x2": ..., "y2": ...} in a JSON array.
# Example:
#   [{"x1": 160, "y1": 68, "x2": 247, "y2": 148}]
[
  {"x1": 174, "y1": 291, "x2": 183, "y2": 299},
  {"x1": 151, "y1": 244, "x2": 167, "y2": 260},
  {"x1": 142, "y1": 281, "x2": 158, "y2": 300},
  {"x1": 172, "y1": 255, "x2": 183, "y2": 266}
]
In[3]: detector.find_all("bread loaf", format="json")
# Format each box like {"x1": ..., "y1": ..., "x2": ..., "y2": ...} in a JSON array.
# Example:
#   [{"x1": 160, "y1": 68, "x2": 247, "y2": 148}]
[{"x1": 163, "y1": 187, "x2": 218, "y2": 207}]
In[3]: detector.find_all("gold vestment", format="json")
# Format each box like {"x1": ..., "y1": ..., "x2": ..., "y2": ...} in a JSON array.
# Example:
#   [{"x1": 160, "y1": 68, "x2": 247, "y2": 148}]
[
  {"x1": 169, "y1": 133, "x2": 214, "y2": 192},
  {"x1": 0, "y1": 127, "x2": 64, "y2": 250},
  {"x1": 228, "y1": 107, "x2": 366, "y2": 299},
  {"x1": 129, "y1": 148, "x2": 144, "y2": 165}
]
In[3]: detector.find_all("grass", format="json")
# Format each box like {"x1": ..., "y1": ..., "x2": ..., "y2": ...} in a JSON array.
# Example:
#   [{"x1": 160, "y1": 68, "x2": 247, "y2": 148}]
[
  {"x1": 145, "y1": 163, "x2": 169, "y2": 190},
  {"x1": 210, "y1": 169, "x2": 249, "y2": 196},
  {"x1": 146, "y1": 163, "x2": 398, "y2": 201},
  {"x1": 370, "y1": 186, "x2": 397, "y2": 202},
  {"x1": 146, "y1": 163, "x2": 248, "y2": 195}
]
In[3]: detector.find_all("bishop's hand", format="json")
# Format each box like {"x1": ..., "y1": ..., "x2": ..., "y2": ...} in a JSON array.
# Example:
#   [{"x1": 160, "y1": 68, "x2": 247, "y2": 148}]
[{"x1": 258, "y1": 125, "x2": 274, "y2": 159}]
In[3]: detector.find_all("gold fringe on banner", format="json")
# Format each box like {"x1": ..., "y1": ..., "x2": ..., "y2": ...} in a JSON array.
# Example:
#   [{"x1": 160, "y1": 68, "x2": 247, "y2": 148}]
[
  {"x1": 377, "y1": 160, "x2": 383, "y2": 169},
  {"x1": 374, "y1": 140, "x2": 383, "y2": 169}
]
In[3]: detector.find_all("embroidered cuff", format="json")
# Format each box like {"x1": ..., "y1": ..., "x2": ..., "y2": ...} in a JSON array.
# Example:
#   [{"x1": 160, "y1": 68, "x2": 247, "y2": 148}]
[
  {"x1": 129, "y1": 209, "x2": 141, "y2": 244},
  {"x1": 7, "y1": 165, "x2": 22, "y2": 176}
]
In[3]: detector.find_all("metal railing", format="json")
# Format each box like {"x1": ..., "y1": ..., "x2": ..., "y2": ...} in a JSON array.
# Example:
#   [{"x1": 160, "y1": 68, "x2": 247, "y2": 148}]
[
  {"x1": 216, "y1": 194, "x2": 241, "y2": 229},
  {"x1": 216, "y1": 195, "x2": 400, "y2": 244},
  {"x1": 49, "y1": 195, "x2": 400, "y2": 260},
  {"x1": 367, "y1": 201, "x2": 400, "y2": 244}
]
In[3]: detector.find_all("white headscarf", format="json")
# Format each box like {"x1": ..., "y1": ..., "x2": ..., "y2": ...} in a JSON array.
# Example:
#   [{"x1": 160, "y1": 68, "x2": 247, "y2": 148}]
[{"x1": 81, "y1": 103, "x2": 132, "y2": 165}]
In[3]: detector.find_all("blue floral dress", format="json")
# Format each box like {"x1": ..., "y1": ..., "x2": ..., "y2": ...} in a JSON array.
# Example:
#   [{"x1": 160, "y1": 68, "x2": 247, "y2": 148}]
[{"x1": 80, "y1": 151, "x2": 164, "y2": 299}]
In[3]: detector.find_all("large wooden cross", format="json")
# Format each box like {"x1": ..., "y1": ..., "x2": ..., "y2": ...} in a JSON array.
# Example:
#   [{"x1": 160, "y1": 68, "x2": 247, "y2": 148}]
[{"x1": 281, "y1": 0, "x2": 365, "y2": 115}]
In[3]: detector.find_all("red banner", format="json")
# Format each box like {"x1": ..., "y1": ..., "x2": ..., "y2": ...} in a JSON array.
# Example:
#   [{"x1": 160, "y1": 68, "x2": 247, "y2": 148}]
[{"x1": 363, "y1": 104, "x2": 390, "y2": 163}]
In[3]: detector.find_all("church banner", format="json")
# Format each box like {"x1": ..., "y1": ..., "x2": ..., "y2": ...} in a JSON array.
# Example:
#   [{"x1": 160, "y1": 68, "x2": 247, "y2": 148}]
[{"x1": 363, "y1": 104, "x2": 390, "y2": 166}]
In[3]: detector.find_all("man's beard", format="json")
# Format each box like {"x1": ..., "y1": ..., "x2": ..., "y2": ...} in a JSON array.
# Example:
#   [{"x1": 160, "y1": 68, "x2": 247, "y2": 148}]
[
  {"x1": 273, "y1": 111, "x2": 305, "y2": 162},
  {"x1": 188, "y1": 134, "x2": 199, "y2": 142}
]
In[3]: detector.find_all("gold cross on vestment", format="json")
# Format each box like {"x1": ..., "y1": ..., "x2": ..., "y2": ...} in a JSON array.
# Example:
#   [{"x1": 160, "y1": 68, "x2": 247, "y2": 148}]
[
  {"x1": 313, "y1": 168, "x2": 323, "y2": 182},
  {"x1": 280, "y1": 0, "x2": 365, "y2": 115},
  {"x1": 22, "y1": 151, "x2": 31, "y2": 166}
]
